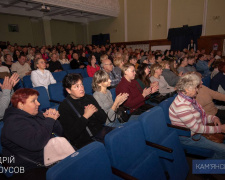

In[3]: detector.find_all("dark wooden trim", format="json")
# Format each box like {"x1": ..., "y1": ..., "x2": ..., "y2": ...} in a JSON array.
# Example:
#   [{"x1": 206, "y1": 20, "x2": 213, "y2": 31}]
[
  {"x1": 111, "y1": 167, "x2": 138, "y2": 180},
  {"x1": 146, "y1": 141, "x2": 173, "y2": 153}
]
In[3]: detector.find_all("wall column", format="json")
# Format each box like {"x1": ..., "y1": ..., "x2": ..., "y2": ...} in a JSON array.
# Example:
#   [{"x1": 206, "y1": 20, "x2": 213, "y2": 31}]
[
  {"x1": 124, "y1": 0, "x2": 127, "y2": 42},
  {"x1": 42, "y1": 16, "x2": 52, "y2": 46}
]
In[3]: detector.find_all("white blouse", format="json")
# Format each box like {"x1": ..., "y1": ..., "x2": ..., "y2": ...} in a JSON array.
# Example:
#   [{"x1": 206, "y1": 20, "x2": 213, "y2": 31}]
[{"x1": 31, "y1": 69, "x2": 56, "y2": 89}]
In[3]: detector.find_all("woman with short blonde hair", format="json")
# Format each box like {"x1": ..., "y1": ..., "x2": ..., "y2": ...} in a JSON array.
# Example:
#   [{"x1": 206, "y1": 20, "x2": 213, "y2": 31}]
[{"x1": 92, "y1": 70, "x2": 128, "y2": 125}]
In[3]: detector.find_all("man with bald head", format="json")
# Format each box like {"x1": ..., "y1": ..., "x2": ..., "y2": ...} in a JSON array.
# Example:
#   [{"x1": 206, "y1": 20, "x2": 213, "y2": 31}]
[{"x1": 101, "y1": 57, "x2": 121, "y2": 88}]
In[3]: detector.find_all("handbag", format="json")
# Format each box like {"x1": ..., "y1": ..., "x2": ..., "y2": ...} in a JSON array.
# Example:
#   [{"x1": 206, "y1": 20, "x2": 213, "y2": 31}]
[
  {"x1": 66, "y1": 98, "x2": 115, "y2": 143},
  {"x1": 116, "y1": 106, "x2": 130, "y2": 123},
  {"x1": 202, "y1": 123, "x2": 225, "y2": 143},
  {"x1": 44, "y1": 137, "x2": 76, "y2": 166},
  {"x1": 192, "y1": 123, "x2": 224, "y2": 143}
]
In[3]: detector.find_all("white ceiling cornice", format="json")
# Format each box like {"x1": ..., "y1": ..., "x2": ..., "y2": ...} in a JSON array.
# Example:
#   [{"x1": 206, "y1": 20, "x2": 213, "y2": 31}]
[{"x1": 32, "y1": 0, "x2": 120, "y2": 17}]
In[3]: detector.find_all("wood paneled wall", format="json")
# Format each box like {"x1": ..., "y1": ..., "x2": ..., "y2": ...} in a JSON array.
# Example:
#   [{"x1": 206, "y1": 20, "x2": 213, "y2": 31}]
[{"x1": 114, "y1": 35, "x2": 225, "y2": 55}]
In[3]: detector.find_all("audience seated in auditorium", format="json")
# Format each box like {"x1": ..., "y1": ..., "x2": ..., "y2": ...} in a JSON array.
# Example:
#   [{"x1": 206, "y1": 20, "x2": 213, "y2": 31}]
[
  {"x1": 161, "y1": 60, "x2": 180, "y2": 87},
  {"x1": 58, "y1": 73, "x2": 107, "y2": 149},
  {"x1": 169, "y1": 73, "x2": 225, "y2": 159},
  {"x1": 31, "y1": 58, "x2": 56, "y2": 90},
  {"x1": 116, "y1": 63, "x2": 152, "y2": 112},
  {"x1": 70, "y1": 52, "x2": 86, "y2": 69},
  {"x1": 11, "y1": 54, "x2": 31, "y2": 79},
  {"x1": 101, "y1": 57, "x2": 121, "y2": 89},
  {"x1": 92, "y1": 70, "x2": 128, "y2": 126},
  {"x1": 2, "y1": 88, "x2": 62, "y2": 179},
  {"x1": 86, "y1": 54, "x2": 100, "y2": 77},
  {"x1": 150, "y1": 63, "x2": 175, "y2": 95},
  {"x1": 47, "y1": 53, "x2": 63, "y2": 72}
]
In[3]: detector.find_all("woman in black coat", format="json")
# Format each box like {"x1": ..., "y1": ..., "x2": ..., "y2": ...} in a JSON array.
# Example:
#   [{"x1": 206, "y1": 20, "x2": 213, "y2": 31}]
[
  {"x1": 1, "y1": 88, "x2": 63, "y2": 179},
  {"x1": 58, "y1": 73, "x2": 107, "y2": 149}
]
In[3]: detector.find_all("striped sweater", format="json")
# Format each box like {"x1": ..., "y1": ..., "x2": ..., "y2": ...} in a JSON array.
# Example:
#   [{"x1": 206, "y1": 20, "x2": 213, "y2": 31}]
[{"x1": 169, "y1": 94, "x2": 221, "y2": 135}]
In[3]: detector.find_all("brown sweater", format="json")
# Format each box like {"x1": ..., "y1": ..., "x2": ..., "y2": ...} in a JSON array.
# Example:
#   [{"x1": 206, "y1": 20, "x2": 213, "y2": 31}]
[{"x1": 196, "y1": 85, "x2": 225, "y2": 115}]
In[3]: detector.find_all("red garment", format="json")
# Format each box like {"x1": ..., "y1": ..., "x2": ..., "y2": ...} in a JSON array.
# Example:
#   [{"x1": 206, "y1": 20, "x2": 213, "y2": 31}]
[
  {"x1": 86, "y1": 65, "x2": 100, "y2": 77},
  {"x1": 68, "y1": 54, "x2": 72, "y2": 60},
  {"x1": 116, "y1": 77, "x2": 145, "y2": 112},
  {"x1": 42, "y1": 53, "x2": 49, "y2": 61}
]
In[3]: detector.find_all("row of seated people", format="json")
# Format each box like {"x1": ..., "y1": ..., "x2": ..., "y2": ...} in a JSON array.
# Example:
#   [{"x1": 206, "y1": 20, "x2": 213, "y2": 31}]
[
  {"x1": 0, "y1": 43, "x2": 225, "y2": 176},
  {"x1": 1, "y1": 71, "x2": 225, "y2": 179}
]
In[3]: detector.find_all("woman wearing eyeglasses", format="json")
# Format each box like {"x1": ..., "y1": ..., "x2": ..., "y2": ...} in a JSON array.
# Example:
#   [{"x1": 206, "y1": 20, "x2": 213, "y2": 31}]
[
  {"x1": 169, "y1": 73, "x2": 225, "y2": 159},
  {"x1": 31, "y1": 58, "x2": 56, "y2": 90}
]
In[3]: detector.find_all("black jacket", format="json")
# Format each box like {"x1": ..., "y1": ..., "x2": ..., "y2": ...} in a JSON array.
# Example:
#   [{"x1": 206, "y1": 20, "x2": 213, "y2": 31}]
[
  {"x1": 47, "y1": 60, "x2": 63, "y2": 72},
  {"x1": 58, "y1": 95, "x2": 107, "y2": 149},
  {"x1": 70, "y1": 59, "x2": 86, "y2": 69},
  {"x1": 1, "y1": 107, "x2": 63, "y2": 170}
]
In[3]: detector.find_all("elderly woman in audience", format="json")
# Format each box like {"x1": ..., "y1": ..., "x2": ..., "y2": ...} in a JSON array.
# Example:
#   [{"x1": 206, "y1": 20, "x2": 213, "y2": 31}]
[
  {"x1": 59, "y1": 52, "x2": 70, "y2": 64},
  {"x1": 116, "y1": 63, "x2": 153, "y2": 112},
  {"x1": 92, "y1": 70, "x2": 128, "y2": 126},
  {"x1": 31, "y1": 58, "x2": 56, "y2": 90},
  {"x1": 86, "y1": 54, "x2": 100, "y2": 77},
  {"x1": 2, "y1": 88, "x2": 62, "y2": 179},
  {"x1": 177, "y1": 57, "x2": 189, "y2": 74},
  {"x1": 0, "y1": 73, "x2": 19, "y2": 120},
  {"x1": 161, "y1": 60, "x2": 180, "y2": 87},
  {"x1": 211, "y1": 62, "x2": 225, "y2": 94},
  {"x1": 58, "y1": 73, "x2": 107, "y2": 149},
  {"x1": 169, "y1": 73, "x2": 225, "y2": 159},
  {"x1": 150, "y1": 63, "x2": 175, "y2": 96}
]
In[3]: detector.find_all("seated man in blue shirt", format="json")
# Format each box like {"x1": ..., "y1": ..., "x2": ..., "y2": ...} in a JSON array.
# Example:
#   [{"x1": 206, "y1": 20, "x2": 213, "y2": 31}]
[
  {"x1": 101, "y1": 57, "x2": 122, "y2": 89},
  {"x1": 196, "y1": 54, "x2": 214, "y2": 77}
]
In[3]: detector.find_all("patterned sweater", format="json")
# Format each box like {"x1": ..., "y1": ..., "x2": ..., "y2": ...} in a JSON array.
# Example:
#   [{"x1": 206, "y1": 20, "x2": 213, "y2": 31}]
[{"x1": 169, "y1": 94, "x2": 221, "y2": 135}]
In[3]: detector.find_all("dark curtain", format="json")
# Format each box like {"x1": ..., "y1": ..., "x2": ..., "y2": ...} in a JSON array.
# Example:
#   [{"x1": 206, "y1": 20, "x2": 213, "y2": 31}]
[
  {"x1": 167, "y1": 25, "x2": 202, "y2": 51},
  {"x1": 92, "y1": 33, "x2": 110, "y2": 46}
]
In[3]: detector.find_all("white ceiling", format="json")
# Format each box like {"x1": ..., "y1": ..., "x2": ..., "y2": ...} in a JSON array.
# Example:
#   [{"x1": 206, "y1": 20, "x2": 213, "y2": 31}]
[{"x1": 0, "y1": 0, "x2": 120, "y2": 23}]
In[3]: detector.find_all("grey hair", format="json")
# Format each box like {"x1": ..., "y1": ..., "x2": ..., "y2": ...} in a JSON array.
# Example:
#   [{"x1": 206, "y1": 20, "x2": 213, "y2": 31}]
[{"x1": 176, "y1": 73, "x2": 201, "y2": 92}]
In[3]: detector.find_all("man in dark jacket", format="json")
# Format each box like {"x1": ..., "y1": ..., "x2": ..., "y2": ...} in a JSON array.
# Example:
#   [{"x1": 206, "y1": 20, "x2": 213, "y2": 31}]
[{"x1": 70, "y1": 53, "x2": 86, "y2": 69}]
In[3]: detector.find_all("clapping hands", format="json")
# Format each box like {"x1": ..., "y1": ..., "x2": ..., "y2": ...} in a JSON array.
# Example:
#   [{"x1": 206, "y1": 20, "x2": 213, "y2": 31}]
[{"x1": 43, "y1": 108, "x2": 60, "y2": 120}]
